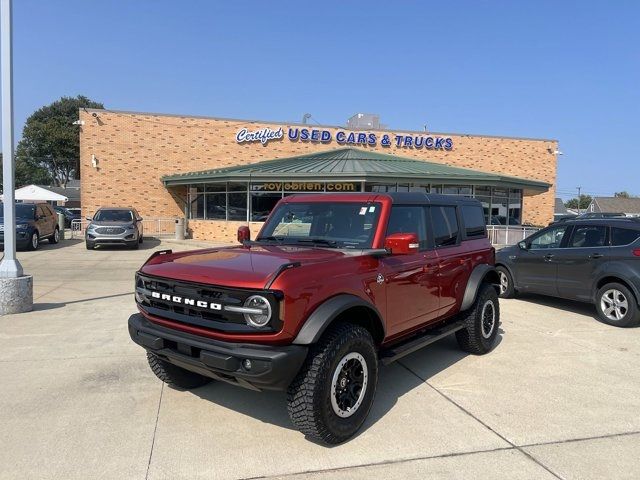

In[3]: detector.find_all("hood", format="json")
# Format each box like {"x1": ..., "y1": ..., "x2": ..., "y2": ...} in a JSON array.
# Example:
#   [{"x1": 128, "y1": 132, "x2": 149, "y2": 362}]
[
  {"x1": 0, "y1": 216, "x2": 34, "y2": 225},
  {"x1": 90, "y1": 220, "x2": 135, "y2": 227},
  {"x1": 140, "y1": 245, "x2": 350, "y2": 289}
]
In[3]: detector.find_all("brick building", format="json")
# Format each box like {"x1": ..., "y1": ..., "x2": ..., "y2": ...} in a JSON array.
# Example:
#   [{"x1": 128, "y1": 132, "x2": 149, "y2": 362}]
[{"x1": 79, "y1": 109, "x2": 558, "y2": 242}]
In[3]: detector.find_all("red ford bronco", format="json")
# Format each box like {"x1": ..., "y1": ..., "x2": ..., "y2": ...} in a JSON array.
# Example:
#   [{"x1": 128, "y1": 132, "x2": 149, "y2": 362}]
[{"x1": 129, "y1": 193, "x2": 500, "y2": 443}]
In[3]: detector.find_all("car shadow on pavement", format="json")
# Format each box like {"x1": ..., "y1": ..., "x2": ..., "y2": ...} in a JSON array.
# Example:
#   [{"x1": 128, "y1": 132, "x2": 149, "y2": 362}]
[
  {"x1": 511, "y1": 293, "x2": 600, "y2": 322},
  {"x1": 32, "y1": 292, "x2": 134, "y2": 311},
  {"x1": 189, "y1": 329, "x2": 504, "y2": 444}
]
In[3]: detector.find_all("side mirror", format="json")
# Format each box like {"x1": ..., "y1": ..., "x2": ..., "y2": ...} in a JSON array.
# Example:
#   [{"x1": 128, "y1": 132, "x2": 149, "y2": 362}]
[
  {"x1": 518, "y1": 241, "x2": 528, "y2": 250},
  {"x1": 237, "y1": 226, "x2": 251, "y2": 244},
  {"x1": 137, "y1": 217, "x2": 143, "y2": 222},
  {"x1": 384, "y1": 232, "x2": 419, "y2": 255}
]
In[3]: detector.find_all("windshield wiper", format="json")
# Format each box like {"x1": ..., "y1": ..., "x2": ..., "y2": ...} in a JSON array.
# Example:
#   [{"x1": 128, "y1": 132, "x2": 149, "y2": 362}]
[
  {"x1": 295, "y1": 238, "x2": 339, "y2": 247},
  {"x1": 256, "y1": 236, "x2": 286, "y2": 244}
]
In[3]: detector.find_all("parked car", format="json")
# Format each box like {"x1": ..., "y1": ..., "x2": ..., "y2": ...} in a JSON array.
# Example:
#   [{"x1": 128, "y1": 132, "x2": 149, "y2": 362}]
[
  {"x1": 0, "y1": 202, "x2": 59, "y2": 251},
  {"x1": 496, "y1": 218, "x2": 640, "y2": 327},
  {"x1": 128, "y1": 193, "x2": 501, "y2": 444},
  {"x1": 85, "y1": 207, "x2": 144, "y2": 250},
  {"x1": 53, "y1": 206, "x2": 81, "y2": 228}
]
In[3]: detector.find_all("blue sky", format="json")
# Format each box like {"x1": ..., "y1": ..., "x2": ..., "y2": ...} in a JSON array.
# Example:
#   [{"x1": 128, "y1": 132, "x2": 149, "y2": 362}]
[{"x1": 7, "y1": 0, "x2": 640, "y2": 199}]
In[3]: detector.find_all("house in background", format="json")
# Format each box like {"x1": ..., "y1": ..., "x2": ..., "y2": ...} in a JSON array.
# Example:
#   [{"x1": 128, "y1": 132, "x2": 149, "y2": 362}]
[
  {"x1": 588, "y1": 196, "x2": 640, "y2": 216},
  {"x1": 36, "y1": 179, "x2": 81, "y2": 208},
  {"x1": 554, "y1": 197, "x2": 577, "y2": 221}
]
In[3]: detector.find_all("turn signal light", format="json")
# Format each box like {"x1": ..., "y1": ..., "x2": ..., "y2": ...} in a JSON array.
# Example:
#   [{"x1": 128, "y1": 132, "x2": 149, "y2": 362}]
[{"x1": 633, "y1": 249, "x2": 640, "y2": 257}]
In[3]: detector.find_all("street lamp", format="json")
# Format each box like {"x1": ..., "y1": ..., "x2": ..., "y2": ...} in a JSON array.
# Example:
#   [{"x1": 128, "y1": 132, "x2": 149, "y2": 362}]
[{"x1": 0, "y1": 0, "x2": 33, "y2": 313}]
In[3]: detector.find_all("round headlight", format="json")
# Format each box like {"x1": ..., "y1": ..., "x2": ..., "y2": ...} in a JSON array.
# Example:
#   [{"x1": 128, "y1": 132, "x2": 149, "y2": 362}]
[{"x1": 243, "y1": 295, "x2": 272, "y2": 328}]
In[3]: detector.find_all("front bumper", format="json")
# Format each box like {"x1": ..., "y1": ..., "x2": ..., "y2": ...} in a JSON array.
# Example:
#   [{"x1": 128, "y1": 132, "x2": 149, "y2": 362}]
[
  {"x1": 0, "y1": 231, "x2": 32, "y2": 249},
  {"x1": 87, "y1": 231, "x2": 138, "y2": 245},
  {"x1": 128, "y1": 313, "x2": 307, "y2": 391}
]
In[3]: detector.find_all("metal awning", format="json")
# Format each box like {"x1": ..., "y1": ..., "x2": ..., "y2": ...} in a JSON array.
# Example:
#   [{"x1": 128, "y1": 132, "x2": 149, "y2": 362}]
[{"x1": 161, "y1": 147, "x2": 550, "y2": 192}]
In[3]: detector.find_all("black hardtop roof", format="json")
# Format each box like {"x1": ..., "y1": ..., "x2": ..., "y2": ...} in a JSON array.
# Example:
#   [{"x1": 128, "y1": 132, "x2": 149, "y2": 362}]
[{"x1": 387, "y1": 192, "x2": 482, "y2": 206}]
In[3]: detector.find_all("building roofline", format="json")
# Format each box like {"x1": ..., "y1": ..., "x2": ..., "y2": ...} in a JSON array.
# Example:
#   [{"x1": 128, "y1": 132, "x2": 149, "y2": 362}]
[{"x1": 82, "y1": 108, "x2": 559, "y2": 143}]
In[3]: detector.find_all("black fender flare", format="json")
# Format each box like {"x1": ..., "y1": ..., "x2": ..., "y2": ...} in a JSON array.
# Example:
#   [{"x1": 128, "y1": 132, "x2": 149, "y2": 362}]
[
  {"x1": 460, "y1": 264, "x2": 499, "y2": 311},
  {"x1": 292, "y1": 294, "x2": 385, "y2": 345}
]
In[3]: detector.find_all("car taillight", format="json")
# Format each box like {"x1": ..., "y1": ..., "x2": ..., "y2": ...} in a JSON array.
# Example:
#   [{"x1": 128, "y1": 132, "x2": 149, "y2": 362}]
[{"x1": 633, "y1": 249, "x2": 640, "y2": 257}]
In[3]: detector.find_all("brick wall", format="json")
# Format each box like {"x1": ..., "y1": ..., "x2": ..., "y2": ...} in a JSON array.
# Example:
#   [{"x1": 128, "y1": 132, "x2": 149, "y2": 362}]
[{"x1": 80, "y1": 109, "x2": 557, "y2": 240}]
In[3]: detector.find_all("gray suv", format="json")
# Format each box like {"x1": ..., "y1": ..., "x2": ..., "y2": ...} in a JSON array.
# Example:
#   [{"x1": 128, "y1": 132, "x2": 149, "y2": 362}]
[
  {"x1": 86, "y1": 207, "x2": 144, "y2": 250},
  {"x1": 496, "y1": 218, "x2": 640, "y2": 327}
]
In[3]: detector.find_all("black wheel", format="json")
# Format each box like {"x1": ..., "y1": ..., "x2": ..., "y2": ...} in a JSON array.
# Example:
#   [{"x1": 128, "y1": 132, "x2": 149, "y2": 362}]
[
  {"x1": 131, "y1": 241, "x2": 140, "y2": 250},
  {"x1": 27, "y1": 231, "x2": 39, "y2": 251},
  {"x1": 147, "y1": 352, "x2": 212, "y2": 389},
  {"x1": 85, "y1": 241, "x2": 95, "y2": 250},
  {"x1": 496, "y1": 266, "x2": 515, "y2": 298},
  {"x1": 49, "y1": 227, "x2": 60, "y2": 244},
  {"x1": 456, "y1": 283, "x2": 500, "y2": 354},
  {"x1": 595, "y1": 283, "x2": 639, "y2": 327},
  {"x1": 287, "y1": 323, "x2": 378, "y2": 445},
  {"x1": 139, "y1": 235, "x2": 144, "y2": 244}
]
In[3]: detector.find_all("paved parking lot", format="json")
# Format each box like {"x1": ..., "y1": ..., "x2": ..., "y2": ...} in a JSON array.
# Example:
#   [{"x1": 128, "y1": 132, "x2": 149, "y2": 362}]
[{"x1": 1, "y1": 238, "x2": 639, "y2": 480}]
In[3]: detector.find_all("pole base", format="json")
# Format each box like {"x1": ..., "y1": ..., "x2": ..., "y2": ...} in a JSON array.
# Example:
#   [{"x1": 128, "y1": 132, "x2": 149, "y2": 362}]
[{"x1": 0, "y1": 275, "x2": 33, "y2": 315}]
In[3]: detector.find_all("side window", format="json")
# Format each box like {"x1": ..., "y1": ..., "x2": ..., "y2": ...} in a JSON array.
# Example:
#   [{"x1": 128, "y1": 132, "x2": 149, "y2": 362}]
[
  {"x1": 36, "y1": 205, "x2": 46, "y2": 218},
  {"x1": 529, "y1": 225, "x2": 568, "y2": 249},
  {"x1": 386, "y1": 206, "x2": 427, "y2": 249},
  {"x1": 611, "y1": 227, "x2": 640, "y2": 246},
  {"x1": 568, "y1": 225, "x2": 607, "y2": 248},
  {"x1": 431, "y1": 206, "x2": 459, "y2": 247},
  {"x1": 461, "y1": 205, "x2": 486, "y2": 238}
]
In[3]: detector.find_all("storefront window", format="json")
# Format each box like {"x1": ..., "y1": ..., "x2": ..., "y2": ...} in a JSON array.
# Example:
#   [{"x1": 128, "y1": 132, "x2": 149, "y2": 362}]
[
  {"x1": 474, "y1": 186, "x2": 492, "y2": 224},
  {"x1": 365, "y1": 183, "x2": 396, "y2": 192},
  {"x1": 251, "y1": 192, "x2": 282, "y2": 221},
  {"x1": 185, "y1": 181, "x2": 524, "y2": 226},
  {"x1": 228, "y1": 192, "x2": 248, "y2": 221},
  {"x1": 409, "y1": 183, "x2": 429, "y2": 192},
  {"x1": 205, "y1": 192, "x2": 226, "y2": 220}
]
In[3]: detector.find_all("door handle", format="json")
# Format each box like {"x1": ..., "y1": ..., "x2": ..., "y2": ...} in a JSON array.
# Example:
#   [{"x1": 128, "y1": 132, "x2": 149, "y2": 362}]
[
  {"x1": 544, "y1": 254, "x2": 554, "y2": 261},
  {"x1": 589, "y1": 253, "x2": 603, "y2": 259}
]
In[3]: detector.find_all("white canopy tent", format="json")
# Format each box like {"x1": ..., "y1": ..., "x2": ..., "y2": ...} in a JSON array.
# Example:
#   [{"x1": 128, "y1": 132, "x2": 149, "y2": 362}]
[{"x1": 0, "y1": 184, "x2": 68, "y2": 202}]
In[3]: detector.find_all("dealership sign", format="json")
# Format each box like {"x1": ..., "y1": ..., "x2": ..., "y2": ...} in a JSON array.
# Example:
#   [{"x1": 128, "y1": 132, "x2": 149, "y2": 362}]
[{"x1": 236, "y1": 126, "x2": 453, "y2": 151}]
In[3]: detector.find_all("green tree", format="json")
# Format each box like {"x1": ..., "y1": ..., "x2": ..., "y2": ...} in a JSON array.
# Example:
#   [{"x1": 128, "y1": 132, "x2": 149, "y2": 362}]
[
  {"x1": 565, "y1": 194, "x2": 592, "y2": 210},
  {"x1": 0, "y1": 153, "x2": 52, "y2": 189},
  {"x1": 15, "y1": 95, "x2": 103, "y2": 186},
  {"x1": 614, "y1": 191, "x2": 630, "y2": 198}
]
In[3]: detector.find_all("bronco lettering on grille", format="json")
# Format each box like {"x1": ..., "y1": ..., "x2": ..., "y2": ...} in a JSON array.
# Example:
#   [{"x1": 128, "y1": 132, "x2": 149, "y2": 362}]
[{"x1": 150, "y1": 291, "x2": 222, "y2": 310}]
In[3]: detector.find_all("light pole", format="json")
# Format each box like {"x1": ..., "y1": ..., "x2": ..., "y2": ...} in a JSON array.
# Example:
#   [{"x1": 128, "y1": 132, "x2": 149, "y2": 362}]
[
  {"x1": 576, "y1": 186, "x2": 581, "y2": 215},
  {"x1": 0, "y1": 0, "x2": 32, "y2": 313}
]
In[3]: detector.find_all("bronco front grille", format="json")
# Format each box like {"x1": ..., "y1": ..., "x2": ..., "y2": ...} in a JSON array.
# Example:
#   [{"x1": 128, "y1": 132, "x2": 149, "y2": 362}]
[
  {"x1": 95, "y1": 227, "x2": 126, "y2": 235},
  {"x1": 135, "y1": 273, "x2": 282, "y2": 333}
]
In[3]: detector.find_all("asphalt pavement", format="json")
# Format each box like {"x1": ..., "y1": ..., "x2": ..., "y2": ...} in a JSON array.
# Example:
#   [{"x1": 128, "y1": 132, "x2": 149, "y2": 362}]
[{"x1": 0, "y1": 237, "x2": 638, "y2": 479}]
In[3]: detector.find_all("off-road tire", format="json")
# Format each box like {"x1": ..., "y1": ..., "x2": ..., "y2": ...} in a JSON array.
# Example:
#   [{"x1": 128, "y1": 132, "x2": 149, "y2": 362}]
[
  {"x1": 49, "y1": 227, "x2": 60, "y2": 244},
  {"x1": 496, "y1": 266, "x2": 515, "y2": 298},
  {"x1": 595, "y1": 282, "x2": 639, "y2": 328},
  {"x1": 456, "y1": 283, "x2": 500, "y2": 354},
  {"x1": 147, "y1": 352, "x2": 212, "y2": 390},
  {"x1": 27, "y1": 231, "x2": 39, "y2": 251},
  {"x1": 287, "y1": 323, "x2": 378, "y2": 444}
]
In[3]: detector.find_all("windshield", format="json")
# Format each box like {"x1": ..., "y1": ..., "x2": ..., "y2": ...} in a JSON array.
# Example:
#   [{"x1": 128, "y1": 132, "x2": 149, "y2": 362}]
[
  {"x1": 0, "y1": 203, "x2": 36, "y2": 219},
  {"x1": 258, "y1": 201, "x2": 381, "y2": 248},
  {"x1": 94, "y1": 209, "x2": 133, "y2": 222}
]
